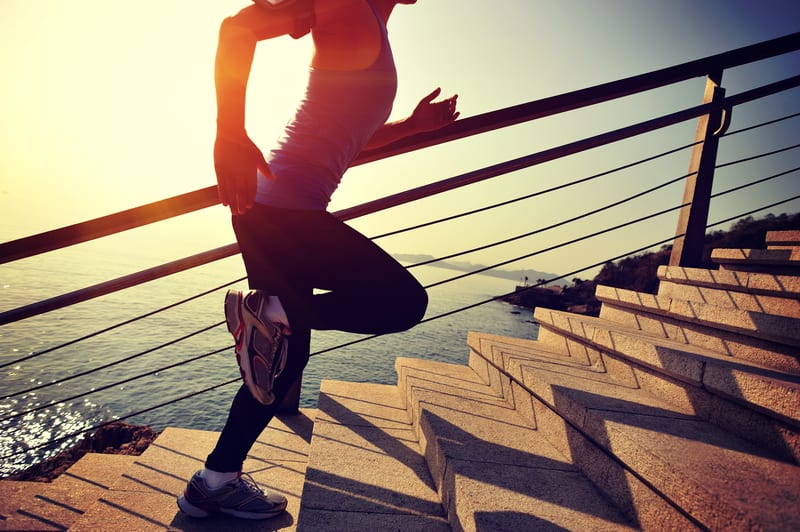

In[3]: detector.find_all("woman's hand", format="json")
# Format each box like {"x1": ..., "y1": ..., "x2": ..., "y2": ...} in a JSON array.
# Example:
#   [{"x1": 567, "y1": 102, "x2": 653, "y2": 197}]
[
  {"x1": 214, "y1": 132, "x2": 271, "y2": 215},
  {"x1": 409, "y1": 87, "x2": 459, "y2": 134},
  {"x1": 363, "y1": 87, "x2": 460, "y2": 150}
]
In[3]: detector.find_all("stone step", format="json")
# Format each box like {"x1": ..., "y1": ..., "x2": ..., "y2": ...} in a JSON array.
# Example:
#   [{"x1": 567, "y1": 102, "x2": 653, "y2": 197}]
[
  {"x1": 467, "y1": 331, "x2": 800, "y2": 531},
  {"x1": 596, "y1": 284, "x2": 800, "y2": 376},
  {"x1": 595, "y1": 284, "x2": 800, "y2": 348},
  {"x1": 712, "y1": 247, "x2": 800, "y2": 274},
  {"x1": 465, "y1": 333, "x2": 698, "y2": 529},
  {"x1": 535, "y1": 307, "x2": 800, "y2": 464},
  {"x1": 70, "y1": 411, "x2": 316, "y2": 531},
  {"x1": 766, "y1": 230, "x2": 800, "y2": 249},
  {"x1": 395, "y1": 356, "x2": 637, "y2": 531},
  {"x1": 656, "y1": 265, "x2": 800, "y2": 319},
  {"x1": 0, "y1": 453, "x2": 135, "y2": 531},
  {"x1": 535, "y1": 307, "x2": 800, "y2": 429},
  {"x1": 296, "y1": 380, "x2": 449, "y2": 531}
]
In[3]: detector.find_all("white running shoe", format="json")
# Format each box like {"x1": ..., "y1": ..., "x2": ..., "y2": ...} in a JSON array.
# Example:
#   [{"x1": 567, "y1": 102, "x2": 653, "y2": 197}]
[{"x1": 224, "y1": 289, "x2": 289, "y2": 405}]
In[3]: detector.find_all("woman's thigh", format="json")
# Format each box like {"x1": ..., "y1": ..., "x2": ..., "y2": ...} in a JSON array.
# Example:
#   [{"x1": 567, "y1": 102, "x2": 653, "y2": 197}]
[{"x1": 232, "y1": 206, "x2": 425, "y2": 330}]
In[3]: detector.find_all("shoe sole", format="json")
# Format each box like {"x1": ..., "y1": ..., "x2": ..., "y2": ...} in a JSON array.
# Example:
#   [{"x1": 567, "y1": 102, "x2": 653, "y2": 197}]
[
  {"x1": 220, "y1": 503, "x2": 288, "y2": 520},
  {"x1": 177, "y1": 494, "x2": 210, "y2": 518},
  {"x1": 177, "y1": 494, "x2": 286, "y2": 520},
  {"x1": 224, "y1": 289, "x2": 287, "y2": 405}
]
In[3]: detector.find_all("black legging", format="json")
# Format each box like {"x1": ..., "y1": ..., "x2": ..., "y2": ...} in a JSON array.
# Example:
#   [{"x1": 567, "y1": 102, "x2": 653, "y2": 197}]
[{"x1": 205, "y1": 204, "x2": 427, "y2": 472}]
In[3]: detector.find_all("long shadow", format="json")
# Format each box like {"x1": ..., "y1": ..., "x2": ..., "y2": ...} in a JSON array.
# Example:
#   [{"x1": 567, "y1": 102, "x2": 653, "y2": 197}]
[
  {"x1": 275, "y1": 410, "x2": 315, "y2": 444},
  {"x1": 15, "y1": 508, "x2": 69, "y2": 531},
  {"x1": 552, "y1": 301, "x2": 800, "y2": 463},
  {"x1": 474, "y1": 511, "x2": 571, "y2": 532},
  {"x1": 301, "y1": 468, "x2": 448, "y2": 523},
  {"x1": 314, "y1": 392, "x2": 431, "y2": 486},
  {"x1": 419, "y1": 409, "x2": 634, "y2": 528},
  {"x1": 602, "y1": 318, "x2": 800, "y2": 462},
  {"x1": 551, "y1": 385, "x2": 782, "y2": 459},
  {"x1": 319, "y1": 378, "x2": 634, "y2": 529}
]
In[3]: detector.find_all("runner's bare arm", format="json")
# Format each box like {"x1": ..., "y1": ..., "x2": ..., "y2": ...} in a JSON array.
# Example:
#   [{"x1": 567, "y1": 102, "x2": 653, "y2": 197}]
[
  {"x1": 364, "y1": 87, "x2": 459, "y2": 150},
  {"x1": 214, "y1": 5, "x2": 305, "y2": 214}
]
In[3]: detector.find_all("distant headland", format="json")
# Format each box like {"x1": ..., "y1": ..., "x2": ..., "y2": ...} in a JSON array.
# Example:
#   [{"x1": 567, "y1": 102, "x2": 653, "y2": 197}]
[{"x1": 392, "y1": 253, "x2": 562, "y2": 285}]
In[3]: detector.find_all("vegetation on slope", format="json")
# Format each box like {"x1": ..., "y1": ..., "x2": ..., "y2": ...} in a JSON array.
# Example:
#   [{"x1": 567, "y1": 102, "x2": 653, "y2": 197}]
[{"x1": 501, "y1": 212, "x2": 800, "y2": 316}]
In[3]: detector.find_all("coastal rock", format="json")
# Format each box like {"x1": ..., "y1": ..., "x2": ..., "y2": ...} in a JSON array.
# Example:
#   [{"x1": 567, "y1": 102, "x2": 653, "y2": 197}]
[
  {"x1": 4, "y1": 421, "x2": 160, "y2": 482},
  {"x1": 500, "y1": 284, "x2": 601, "y2": 317}
]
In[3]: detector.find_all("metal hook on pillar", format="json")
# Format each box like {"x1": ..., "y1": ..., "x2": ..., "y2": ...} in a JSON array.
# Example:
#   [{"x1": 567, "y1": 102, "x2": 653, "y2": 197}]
[{"x1": 713, "y1": 105, "x2": 733, "y2": 137}]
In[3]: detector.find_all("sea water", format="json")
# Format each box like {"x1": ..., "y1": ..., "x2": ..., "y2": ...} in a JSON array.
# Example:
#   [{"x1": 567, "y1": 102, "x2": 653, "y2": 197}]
[{"x1": 0, "y1": 249, "x2": 537, "y2": 476}]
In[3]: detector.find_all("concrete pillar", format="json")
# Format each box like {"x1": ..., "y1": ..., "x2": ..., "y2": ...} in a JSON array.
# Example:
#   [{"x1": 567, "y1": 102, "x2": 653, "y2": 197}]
[{"x1": 670, "y1": 71, "x2": 727, "y2": 267}]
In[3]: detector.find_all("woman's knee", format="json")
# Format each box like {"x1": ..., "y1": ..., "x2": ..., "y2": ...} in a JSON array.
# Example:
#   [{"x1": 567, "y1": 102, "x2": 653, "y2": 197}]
[{"x1": 392, "y1": 282, "x2": 428, "y2": 332}]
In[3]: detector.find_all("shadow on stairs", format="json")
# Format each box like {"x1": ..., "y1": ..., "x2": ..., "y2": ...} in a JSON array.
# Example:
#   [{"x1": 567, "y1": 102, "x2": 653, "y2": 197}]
[{"x1": 2, "y1": 231, "x2": 798, "y2": 531}]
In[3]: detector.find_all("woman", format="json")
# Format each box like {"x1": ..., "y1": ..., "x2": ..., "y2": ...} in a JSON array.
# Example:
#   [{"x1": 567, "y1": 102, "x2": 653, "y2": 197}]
[{"x1": 178, "y1": 0, "x2": 459, "y2": 520}]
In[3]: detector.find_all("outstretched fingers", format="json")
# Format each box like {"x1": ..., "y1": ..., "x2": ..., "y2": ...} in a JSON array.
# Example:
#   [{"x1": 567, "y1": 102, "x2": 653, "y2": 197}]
[
  {"x1": 412, "y1": 87, "x2": 460, "y2": 133},
  {"x1": 420, "y1": 87, "x2": 442, "y2": 104}
]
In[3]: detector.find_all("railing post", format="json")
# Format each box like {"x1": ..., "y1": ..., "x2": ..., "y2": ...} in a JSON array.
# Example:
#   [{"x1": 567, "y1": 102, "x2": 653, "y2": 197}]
[{"x1": 670, "y1": 70, "x2": 726, "y2": 267}]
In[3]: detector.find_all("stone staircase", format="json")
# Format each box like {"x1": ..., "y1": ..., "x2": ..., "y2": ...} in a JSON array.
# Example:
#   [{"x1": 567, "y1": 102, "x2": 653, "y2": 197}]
[{"x1": 1, "y1": 230, "x2": 798, "y2": 530}]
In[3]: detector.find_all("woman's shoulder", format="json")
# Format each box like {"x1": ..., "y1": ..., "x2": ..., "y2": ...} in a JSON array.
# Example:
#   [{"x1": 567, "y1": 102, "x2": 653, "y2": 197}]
[
  {"x1": 311, "y1": 0, "x2": 384, "y2": 71},
  {"x1": 313, "y1": 0, "x2": 378, "y2": 27}
]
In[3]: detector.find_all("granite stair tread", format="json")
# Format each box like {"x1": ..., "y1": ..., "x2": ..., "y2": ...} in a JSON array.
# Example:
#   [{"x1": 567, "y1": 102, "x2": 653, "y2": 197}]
[
  {"x1": 297, "y1": 380, "x2": 450, "y2": 531},
  {"x1": 766, "y1": 230, "x2": 800, "y2": 248},
  {"x1": 711, "y1": 247, "x2": 800, "y2": 274},
  {"x1": 534, "y1": 307, "x2": 800, "y2": 427},
  {"x1": 394, "y1": 356, "x2": 637, "y2": 531},
  {"x1": 70, "y1": 410, "x2": 316, "y2": 531},
  {"x1": 469, "y1": 331, "x2": 800, "y2": 531},
  {"x1": 595, "y1": 283, "x2": 800, "y2": 346},
  {"x1": 657, "y1": 264, "x2": 800, "y2": 298},
  {"x1": 597, "y1": 285, "x2": 800, "y2": 375},
  {"x1": 0, "y1": 454, "x2": 136, "y2": 531},
  {"x1": 656, "y1": 267, "x2": 800, "y2": 319}
]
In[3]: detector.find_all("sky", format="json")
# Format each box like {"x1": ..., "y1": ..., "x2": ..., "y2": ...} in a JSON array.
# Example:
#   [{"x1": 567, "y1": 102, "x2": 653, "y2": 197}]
[{"x1": 1, "y1": 0, "x2": 799, "y2": 280}]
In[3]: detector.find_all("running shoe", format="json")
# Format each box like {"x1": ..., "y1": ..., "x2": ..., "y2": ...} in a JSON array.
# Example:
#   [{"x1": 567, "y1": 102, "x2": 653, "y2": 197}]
[
  {"x1": 177, "y1": 471, "x2": 288, "y2": 519},
  {"x1": 225, "y1": 289, "x2": 289, "y2": 405}
]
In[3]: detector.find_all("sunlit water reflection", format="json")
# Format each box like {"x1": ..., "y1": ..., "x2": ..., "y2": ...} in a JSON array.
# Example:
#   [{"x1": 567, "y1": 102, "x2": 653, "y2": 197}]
[{"x1": 1, "y1": 260, "x2": 537, "y2": 476}]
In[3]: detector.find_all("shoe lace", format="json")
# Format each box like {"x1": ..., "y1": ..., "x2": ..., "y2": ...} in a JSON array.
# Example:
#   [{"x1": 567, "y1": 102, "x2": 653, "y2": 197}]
[{"x1": 237, "y1": 472, "x2": 265, "y2": 496}]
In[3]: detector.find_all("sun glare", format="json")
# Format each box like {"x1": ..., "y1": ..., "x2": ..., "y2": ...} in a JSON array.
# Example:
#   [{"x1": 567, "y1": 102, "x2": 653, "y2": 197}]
[{"x1": 0, "y1": 1, "x2": 312, "y2": 238}]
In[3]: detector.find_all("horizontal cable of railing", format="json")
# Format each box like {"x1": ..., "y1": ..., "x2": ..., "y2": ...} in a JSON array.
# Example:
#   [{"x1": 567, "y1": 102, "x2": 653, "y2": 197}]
[
  {"x1": 0, "y1": 109, "x2": 701, "y2": 325},
  {"x1": 7, "y1": 189, "x2": 799, "y2": 463},
  {"x1": 2, "y1": 34, "x2": 798, "y2": 473},
  {"x1": 0, "y1": 144, "x2": 706, "y2": 379},
  {"x1": 0, "y1": 278, "x2": 245, "y2": 369},
  {"x1": 4, "y1": 71, "x2": 798, "y2": 328},
  {"x1": 7, "y1": 163, "x2": 797, "y2": 411},
  {"x1": 0, "y1": 244, "x2": 240, "y2": 326},
  {"x1": 372, "y1": 103, "x2": 800, "y2": 243},
  {"x1": 723, "y1": 110, "x2": 800, "y2": 138},
  {"x1": 370, "y1": 140, "x2": 702, "y2": 241},
  {"x1": 1, "y1": 32, "x2": 798, "y2": 266},
  {"x1": 1, "y1": 346, "x2": 230, "y2": 423},
  {"x1": 0, "y1": 321, "x2": 225, "y2": 401},
  {"x1": 6, "y1": 162, "x2": 795, "y2": 401},
  {"x1": 0, "y1": 158, "x2": 699, "y2": 376}
]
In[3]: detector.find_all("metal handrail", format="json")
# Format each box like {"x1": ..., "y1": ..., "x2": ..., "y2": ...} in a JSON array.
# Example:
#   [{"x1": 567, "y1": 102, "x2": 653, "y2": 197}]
[
  {"x1": 2, "y1": 71, "x2": 798, "y2": 327},
  {"x1": 2, "y1": 31, "x2": 798, "y2": 265},
  {"x1": 2, "y1": 31, "x2": 799, "y2": 469}
]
